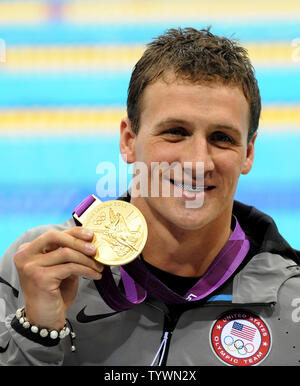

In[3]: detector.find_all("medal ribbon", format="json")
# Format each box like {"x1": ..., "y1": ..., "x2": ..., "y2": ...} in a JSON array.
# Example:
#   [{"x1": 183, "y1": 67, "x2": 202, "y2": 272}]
[{"x1": 93, "y1": 216, "x2": 250, "y2": 311}]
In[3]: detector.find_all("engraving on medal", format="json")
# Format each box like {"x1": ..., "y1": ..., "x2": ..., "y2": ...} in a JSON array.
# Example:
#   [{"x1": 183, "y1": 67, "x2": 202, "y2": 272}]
[{"x1": 82, "y1": 200, "x2": 147, "y2": 266}]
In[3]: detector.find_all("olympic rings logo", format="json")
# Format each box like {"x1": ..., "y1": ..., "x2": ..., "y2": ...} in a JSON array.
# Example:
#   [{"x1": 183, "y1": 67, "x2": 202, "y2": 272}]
[{"x1": 223, "y1": 336, "x2": 255, "y2": 356}]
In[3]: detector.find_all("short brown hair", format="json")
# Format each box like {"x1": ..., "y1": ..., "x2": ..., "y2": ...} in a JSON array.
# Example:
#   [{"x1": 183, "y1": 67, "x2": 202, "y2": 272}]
[{"x1": 127, "y1": 27, "x2": 261, "y2": 143}]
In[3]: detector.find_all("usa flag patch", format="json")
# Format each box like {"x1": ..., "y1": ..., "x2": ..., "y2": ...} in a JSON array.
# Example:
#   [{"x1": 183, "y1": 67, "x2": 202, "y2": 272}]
[{"x1": 210, "y1": 310, "x2": 272, "y2": 366}]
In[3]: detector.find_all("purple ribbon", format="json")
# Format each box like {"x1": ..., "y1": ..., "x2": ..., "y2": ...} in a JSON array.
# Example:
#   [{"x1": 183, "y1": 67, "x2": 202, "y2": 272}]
[
  {"x1": 73, "y1": 195, "x2": 250, "y2": 311},
  {"x1": 73, "y1": 195, "x2": 96, "y2": 217},
  {"x1": 94, "y1": 218, "x2": 249, "y2": 311}
]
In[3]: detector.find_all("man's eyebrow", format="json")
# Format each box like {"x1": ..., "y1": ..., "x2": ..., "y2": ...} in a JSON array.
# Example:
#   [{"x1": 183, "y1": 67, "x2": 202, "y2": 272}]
[
  {"x1": 155, "y1": 118, "x2": 191, "y2": 127},
  {"x1": 155, "y1": 119, "x2": 242, "y2": 134}
]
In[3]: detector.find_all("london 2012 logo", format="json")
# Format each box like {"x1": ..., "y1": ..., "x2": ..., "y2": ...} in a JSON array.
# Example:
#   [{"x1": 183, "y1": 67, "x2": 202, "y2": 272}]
[{"x1": 210, "y1": 310, "x2": 271, "y2": 366}]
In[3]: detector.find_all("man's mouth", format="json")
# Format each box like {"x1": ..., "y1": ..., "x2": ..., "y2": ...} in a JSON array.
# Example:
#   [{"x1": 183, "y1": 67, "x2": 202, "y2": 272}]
[{"x1": 170, "y1": 179, "x2": 216, "y2": 193}]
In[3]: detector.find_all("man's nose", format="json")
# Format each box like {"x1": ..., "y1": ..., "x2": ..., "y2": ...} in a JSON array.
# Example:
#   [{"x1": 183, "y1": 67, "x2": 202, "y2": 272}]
[{"x1": 182, "y1": 137, "x2": 215, "y2": 174}]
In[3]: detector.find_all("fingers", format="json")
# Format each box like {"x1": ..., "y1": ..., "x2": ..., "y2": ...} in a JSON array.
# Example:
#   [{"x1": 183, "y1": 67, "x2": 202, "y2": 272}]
[
  {"x1": 29, "y1": 227, "x2": 96, "y2": 256},
  {"x1": 15, "y1": 226, "x2": 104, "y2": 279},
  {"x1": 50, "y1": 261, "x2": 103, "y2": 282},
  {"x1": 14, "y1": 226, "x2": 103, "y2": 330},
  {"x1": 37, "y1": 246, "x2": 103, "y2": 274},
  {"x1": 63, "y1": 226, "x2": 94, "y2": 241}
]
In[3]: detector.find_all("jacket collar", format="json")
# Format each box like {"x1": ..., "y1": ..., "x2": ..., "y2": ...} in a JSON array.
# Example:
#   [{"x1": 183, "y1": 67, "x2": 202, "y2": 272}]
[
  {"x1": 232, "y1": 201, "x2": 300, "y2": 304},
  {"x1": 117, "y1": 193, "x2": 300, "y2": 305},
  {"x1": 232, "y1": 251, "x2": 300, "y2": 304}
]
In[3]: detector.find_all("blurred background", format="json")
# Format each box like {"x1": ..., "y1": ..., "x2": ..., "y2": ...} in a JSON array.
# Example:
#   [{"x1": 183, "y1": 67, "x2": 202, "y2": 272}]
[{"x1": 0, "y1": 0, "x2": 299, "y2": 256}]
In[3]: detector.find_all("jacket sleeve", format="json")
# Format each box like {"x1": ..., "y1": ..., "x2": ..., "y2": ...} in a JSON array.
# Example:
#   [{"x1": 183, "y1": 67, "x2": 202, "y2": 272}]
[{"x1": 0, "y1": 222, "x2": 73, "y2": 366}]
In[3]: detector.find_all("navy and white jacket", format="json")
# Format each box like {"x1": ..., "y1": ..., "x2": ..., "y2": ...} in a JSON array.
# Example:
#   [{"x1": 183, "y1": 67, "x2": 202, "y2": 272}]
[{"x1": 0, "y1": 199, "x2": 299, "y2": 366}]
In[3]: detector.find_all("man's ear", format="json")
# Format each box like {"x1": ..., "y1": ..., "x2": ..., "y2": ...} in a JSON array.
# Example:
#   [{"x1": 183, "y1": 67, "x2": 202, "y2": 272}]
[
  {"x1": 119, "y1": 117, "x2": 137, "y2": 164},
  {"x1": 241, "y1": 133, "x2": 257, "y2": 175}
]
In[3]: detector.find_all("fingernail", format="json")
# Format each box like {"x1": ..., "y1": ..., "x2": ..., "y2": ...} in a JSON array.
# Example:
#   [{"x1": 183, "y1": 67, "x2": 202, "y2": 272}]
[
  {"x1": 85, "y1": 243, "x2": 97, "y2": 253},
  {"x1": 96, "y1": 263, "x2": 104, "y2": 273},
  {"x1": 82, "y1": 229, "x2": 94, "y2": 238},
  {"x1": 94, "y1": 272, "x2": 102, "y2": 280}
]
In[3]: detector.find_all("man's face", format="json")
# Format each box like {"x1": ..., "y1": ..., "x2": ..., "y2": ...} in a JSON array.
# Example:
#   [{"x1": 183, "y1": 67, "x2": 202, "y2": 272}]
[{"x1": 120, "y1": 77, "x2": 256, "y2": 232}]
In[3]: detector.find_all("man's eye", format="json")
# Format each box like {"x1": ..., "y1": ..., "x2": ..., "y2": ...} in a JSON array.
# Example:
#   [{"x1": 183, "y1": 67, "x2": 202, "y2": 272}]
[
  {"x1": 210, "y1": 132, "x2": 234, "y2": 144},
  {"x1": 162, "y1": 127, "x2": 187, "y2": 136}
]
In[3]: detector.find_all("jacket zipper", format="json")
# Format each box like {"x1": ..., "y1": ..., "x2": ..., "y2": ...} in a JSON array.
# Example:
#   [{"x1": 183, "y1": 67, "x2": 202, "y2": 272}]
[
  {"x1": 150, "y1": 331, "x2": 170, "y2": 366},
  {"x1": 150, "y1": 308, "x2": 182, "y2": 366}
]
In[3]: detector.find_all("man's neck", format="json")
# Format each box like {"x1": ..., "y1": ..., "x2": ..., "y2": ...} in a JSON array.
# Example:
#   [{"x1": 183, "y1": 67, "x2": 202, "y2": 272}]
[{"x1": 132, "y1": 198, "x2": 233, "y2": 277}]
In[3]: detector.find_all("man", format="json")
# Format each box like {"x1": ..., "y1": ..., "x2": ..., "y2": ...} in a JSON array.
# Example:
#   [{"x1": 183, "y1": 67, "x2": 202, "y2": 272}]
[{"x1": 0, "y1": 28, "x2": 299, "y2": 366}]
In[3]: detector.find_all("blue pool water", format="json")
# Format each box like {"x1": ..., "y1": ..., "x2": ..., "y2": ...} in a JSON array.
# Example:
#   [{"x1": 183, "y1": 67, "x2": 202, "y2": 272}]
[{"x1": 0, "y1": 68, "x2": 299, "y2": 107}]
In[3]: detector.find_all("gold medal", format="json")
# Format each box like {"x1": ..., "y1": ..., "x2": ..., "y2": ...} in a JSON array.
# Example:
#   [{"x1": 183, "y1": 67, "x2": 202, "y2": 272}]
[{"x1": 77, "y1": 198, "x2": 148, "y2": 266}]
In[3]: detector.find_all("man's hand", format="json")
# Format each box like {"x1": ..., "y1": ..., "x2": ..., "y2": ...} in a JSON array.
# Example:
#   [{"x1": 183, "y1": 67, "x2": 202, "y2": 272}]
[{"x1": 14, "y1": 227, "x2": 103, "y2": 330}]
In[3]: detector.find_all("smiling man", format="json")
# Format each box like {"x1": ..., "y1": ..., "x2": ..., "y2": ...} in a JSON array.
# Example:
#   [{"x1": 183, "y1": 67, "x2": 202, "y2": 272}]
[
  {"x1": 0, "y1": 28, "x2": 299, "y2": 367},
  {"x1": 121, "y1": 77, "x2": 255, "y2": 276}
]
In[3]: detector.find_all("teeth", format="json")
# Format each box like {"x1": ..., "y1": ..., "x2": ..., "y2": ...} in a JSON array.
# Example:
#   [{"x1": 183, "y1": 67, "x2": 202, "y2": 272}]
[{"x1": 173, "y1": 181, "x2": 205, "y2": 192}]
